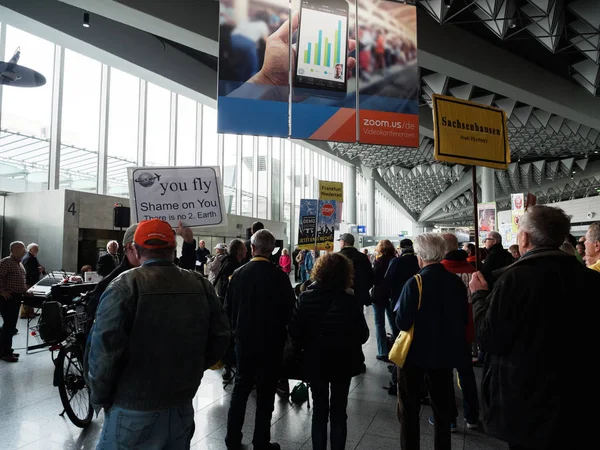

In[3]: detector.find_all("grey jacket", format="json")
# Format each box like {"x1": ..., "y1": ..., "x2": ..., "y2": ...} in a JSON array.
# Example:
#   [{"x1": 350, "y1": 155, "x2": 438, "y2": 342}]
[{"x1": 88, "y1": 260, "x2": 230, "y2": 411}]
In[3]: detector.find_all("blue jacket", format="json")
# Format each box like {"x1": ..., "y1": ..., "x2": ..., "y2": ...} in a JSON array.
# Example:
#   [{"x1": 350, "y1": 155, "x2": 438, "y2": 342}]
[
  {"x1": 395, "y1": 263, "x2": 467, "y2": 369},
  {"x1": 88, "y1": 260, "x2": 230, "y2": 412},
  {"x1": 385, "y1": 250, "x2": 420, "y2": 307}
]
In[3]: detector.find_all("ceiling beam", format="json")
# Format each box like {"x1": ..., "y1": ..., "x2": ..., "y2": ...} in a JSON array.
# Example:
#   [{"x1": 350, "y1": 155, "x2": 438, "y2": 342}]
[
  {"x1": 428, "y1": 160, "x2": 600, "y2": 222},
  {"x1": 57, "y1": 0, "x2": 218, "y2": 56},
  {"x1": 417, "y1": 12, "x2": 600, "y2": 131},
  {"x1": 418, "y1": 167, "x2": 480, "y2": 223}
]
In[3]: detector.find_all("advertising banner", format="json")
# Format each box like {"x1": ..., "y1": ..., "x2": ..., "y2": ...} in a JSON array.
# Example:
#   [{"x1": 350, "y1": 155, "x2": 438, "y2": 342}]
[
  {"x1": 477, "y1": 202, "x2": 496, "y2": 244},
  {"x1": 298, "y1": 199, "x2": 318, "y2": 250},
  {"x1": 357, "y1": 0, "x2": 419, "y2": 146},
  {"x1": 432, "y1": 94, "x2": 510, "y2": 170},
  {"x1": 217, "y1": 0, "x2": 420, "y2": 147},
  {"x1": 128, "y1": 167, "x2": 227, "y2": 228},
  {"x1": 217, "y1": 0, "x2": 290, "y2": 136},
  {"x1": 316, "y1": 199, "x2": 337, "y2": 250},
  {"x1": 290, "y1": 0, "x2": 357, "y2": 142},
  {"x1": 511, "y1": 193, "x2": 525, "y2": 232}
]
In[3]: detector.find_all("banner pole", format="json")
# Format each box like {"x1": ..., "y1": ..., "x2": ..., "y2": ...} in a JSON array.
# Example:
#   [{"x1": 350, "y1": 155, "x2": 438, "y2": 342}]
[{"x1": 472, "y1": 167, "x2": 479, "y2": 272}]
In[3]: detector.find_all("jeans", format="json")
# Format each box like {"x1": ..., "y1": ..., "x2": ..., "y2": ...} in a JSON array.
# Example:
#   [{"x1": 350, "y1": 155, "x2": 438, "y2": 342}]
[
  {"x1": 0, "y1": 294, "x2": 22, "y2": 356},
  {"x1": 372, "y1": 302, "x2": 399, "y2": 357},
  {"x1": 225, "y1": 358, "x2": 278, "y2": 448},
  {"x1": 451, "y1": 346, "x2": 480, "y2": 424},
  {"x1": 300, "y1": 267, "x2": 309, "y2": 283},
  {"x1": 96, "y1": 403, "x2": 195, "y2": 450},
  {"x1": 397, "y1": 367, "x2": 453, "y2": 450},
  {"x1": 310, "y1": 378, "x2": 352, "y2": 450}
]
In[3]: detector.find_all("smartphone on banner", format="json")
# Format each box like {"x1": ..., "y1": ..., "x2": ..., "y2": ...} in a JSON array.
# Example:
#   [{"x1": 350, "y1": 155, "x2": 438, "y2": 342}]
[{"x1": 294, "y1": 0, "x2": 349, "y2": 98}]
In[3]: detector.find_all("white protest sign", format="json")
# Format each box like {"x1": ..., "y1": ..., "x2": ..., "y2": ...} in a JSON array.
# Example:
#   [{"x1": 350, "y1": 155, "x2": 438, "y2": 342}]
[{"x1": 128, "y1": 166, "x2": 227, "y2": 228}]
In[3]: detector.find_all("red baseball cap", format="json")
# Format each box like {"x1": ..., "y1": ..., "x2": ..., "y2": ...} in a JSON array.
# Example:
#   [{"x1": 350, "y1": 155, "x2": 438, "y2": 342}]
[{"x1": 134, "y1": 219, "x2": 176, "y2": 249}]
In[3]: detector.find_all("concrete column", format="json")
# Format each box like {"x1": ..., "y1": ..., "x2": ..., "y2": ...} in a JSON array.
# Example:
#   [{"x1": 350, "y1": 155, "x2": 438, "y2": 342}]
[
  {"x1": 481, "y1": 167, "x2": 495, "y2": 203},
  {"x1": 366, "y1": 177, "x2": 375, "y2": 235},
  {"x1": 345, "y1": 165, "x2": 357, "y2": 224}
]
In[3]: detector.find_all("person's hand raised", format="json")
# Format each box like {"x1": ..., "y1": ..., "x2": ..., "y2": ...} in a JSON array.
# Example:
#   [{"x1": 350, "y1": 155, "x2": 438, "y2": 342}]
[{"x1": 469, "y1": 271, "x2": 489, "y2": 293}]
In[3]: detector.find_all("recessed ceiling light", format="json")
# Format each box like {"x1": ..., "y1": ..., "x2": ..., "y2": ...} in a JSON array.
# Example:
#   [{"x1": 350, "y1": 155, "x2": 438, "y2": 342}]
[{"x1": 83, "y1": 11, "x2": 90, "y2": 28}]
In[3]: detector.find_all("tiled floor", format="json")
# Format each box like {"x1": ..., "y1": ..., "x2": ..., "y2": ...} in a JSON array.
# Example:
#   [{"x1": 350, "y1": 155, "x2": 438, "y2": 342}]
[{"x1": 0, "y1": 308, "x2": 508, "y2": 450}]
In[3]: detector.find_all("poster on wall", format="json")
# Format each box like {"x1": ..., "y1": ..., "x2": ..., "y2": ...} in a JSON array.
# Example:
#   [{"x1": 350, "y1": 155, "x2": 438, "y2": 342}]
[
  {"x1": 298, "y1": 199, "x2": 318, "y2": 250},
  {"x1": 499, "y1": 222, "x2": 517, "y2": 248},
  {"x1": 316, "y1": 199, "x2": 337, "y2": 250},
  {"x1": 477, "y1": 202, "x2": 496, "y2": 243},
  {"x1": 128, "y1": 167, "x2": 227, "y2": 228},
  {"x1": 511, "y1": 193, "x2": 525, "y2": 233},
  {"x1": 217, "y1": 0, "x2": 290, "y2": 136},
  {"x1": 290, "y1": 0, "x2": 357, "y2": 142},
  {"x1": 357, "y1": 0, "x2": 419, "y2": 146}
]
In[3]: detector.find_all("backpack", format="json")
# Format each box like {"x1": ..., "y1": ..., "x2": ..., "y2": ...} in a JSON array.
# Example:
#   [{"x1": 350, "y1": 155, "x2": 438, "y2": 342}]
[
  {"x1": 38, "y1": 301, "x2": 67, "y2": 343},
  {"x1": 290, "y1": 381, "x2": 310, "y2": 408}
]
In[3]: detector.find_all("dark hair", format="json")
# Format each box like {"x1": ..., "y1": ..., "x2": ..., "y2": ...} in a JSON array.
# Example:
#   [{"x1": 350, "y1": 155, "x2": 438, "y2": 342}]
[
  {"x1": 228, "y1": 238, "x2": 246, "y2": 258},
  {"x1": 311, "y1": 253, "x2": 354, "y2": 291},
  {"x1": 134, "y1": 242, "x2": 175, "y2": 261},
  {"x1": 251, "y1": 221, "x2": 264, "y2": 234},
  {"x1": 465, "y1": 243, "x2": 476, "y2": 256},
  {"x1": 566, "y1": 233, "x2": 577, "y2": 248}
]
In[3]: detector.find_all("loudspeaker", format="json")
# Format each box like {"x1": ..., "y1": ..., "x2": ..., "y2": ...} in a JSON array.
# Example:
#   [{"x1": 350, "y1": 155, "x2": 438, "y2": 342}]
[{"x1": 114, "y1": 206, "x2": 131, "y2": 228}]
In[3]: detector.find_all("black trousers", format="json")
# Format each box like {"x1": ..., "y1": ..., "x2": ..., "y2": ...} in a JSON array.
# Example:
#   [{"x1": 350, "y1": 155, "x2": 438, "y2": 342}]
[
  {"x1": 397, "y1": 367, "x2": 453, "y2": 450},
  {"x1": 225, "y1": 359, "x2": 278, "y2": 449},
  {"x1": 310, "y1": 378, "x2": 352, "y2": 450},
  {"x1": 0, "y1": 294, "x2": 22, "y2": 356}
]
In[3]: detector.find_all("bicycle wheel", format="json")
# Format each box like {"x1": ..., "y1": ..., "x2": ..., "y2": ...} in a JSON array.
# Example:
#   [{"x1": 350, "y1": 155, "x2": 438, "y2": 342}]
[{"x1": 56, "y1": 344, "x2": 93, "y2": 428}]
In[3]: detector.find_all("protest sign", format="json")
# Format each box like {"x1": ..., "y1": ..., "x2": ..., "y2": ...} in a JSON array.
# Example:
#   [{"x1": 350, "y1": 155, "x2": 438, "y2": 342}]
[{"x1": 128, "y1": 166, "x2": 227, "y2": 228}]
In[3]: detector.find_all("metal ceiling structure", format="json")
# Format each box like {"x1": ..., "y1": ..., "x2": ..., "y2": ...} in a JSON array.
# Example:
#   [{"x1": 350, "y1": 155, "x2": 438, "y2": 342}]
[{"x1": 417, "y1": 0, "x2": 600, "y2": 96}]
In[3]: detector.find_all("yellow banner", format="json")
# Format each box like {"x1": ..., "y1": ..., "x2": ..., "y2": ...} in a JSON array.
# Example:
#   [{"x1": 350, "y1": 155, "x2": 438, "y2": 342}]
[
  {"x1": 318, "y1": 180, "x2": 344, "y2": 202},
  {"x1": 432, "y1": 94, "x2": 510, "y2": 170}
]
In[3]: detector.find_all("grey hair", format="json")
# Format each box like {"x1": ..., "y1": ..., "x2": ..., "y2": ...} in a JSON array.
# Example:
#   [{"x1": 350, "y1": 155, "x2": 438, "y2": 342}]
[
  {"x1": 107, "y1": 240, "x2": 118, "y2": 249},
  {"x1": 518, "y1": 205, "x2": 570, "y2": 248},
  {"x1": 413, "y1": 233, "x2": 447, "y2": 263},
  {"x1": 10, "y1": 241, "x2": 25, "y2": 252},
  {"x1": 588, "y1": 222, "x2": 600, "y2": 243},
  {"x1": 488, "y1": 231, "x2": 502, "y2": 245},
  {"x1": 26, "y1": 243, "x2": 39, "y2": 252},
  {"x1": 251, "y1": 229, "x2": 275, "y2": 255}
]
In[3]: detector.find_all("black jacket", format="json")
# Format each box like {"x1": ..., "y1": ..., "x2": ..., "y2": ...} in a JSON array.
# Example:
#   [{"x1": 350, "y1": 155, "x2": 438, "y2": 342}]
[
  {"x1": 225, "y1": 257, "x2": 295, "y2": 370},
  {"x1": 481, "y1": 243, "x2": 513, "y2": 288},
  {"x1": 22, "y1": 252, "x2": 42, "y2": 287},
  {"x1": 195, "y1": 245, "x2": 210, "y2": 271},
  {"x1": 96, "y1": 253, "x2": 119, "y2": 277},
  {"x1": 88, "y1": 256, "x2": 134, "y2": 319},
  {"x1": 396, "y1": 263, "x2": 468, "y2": 369},
  {"x1": 385, "y1": 250, "x2": 420, "y2": 307},
  {"x1": 372, "y1": 254, "x2": 394, "y2": 306},
  {"x1": 339, "y1": 246, "x2": 374, "y2": 306},
  {"x1": 289, "y1": 282, "x2": 369, "y2": 381},
  {"x1": 214, "y1": 255, "x2": 241, "y2": 299},
  {"x1": 472, "y1": 247, "x2": 599, "y2": 448},
  {"x1": 179, "y1": 240, "x2": 198, "y2": 271}
]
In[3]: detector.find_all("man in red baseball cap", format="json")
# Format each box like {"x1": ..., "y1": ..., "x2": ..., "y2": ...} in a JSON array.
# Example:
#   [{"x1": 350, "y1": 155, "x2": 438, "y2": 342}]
[{"x1": 88, "y1": 218, "x2": 231, "y2": 449}]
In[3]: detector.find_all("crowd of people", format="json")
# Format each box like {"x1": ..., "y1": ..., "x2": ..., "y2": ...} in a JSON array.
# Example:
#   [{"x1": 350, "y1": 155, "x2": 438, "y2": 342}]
[{"x1": 1, "y1": 205, "x2": 596, "y2": 450}]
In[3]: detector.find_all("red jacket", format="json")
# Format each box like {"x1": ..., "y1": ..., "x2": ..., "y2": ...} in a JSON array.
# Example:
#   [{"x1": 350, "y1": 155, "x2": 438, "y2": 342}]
[
  {"x1": 441, "y1": 251, "x2": 475, "y2": 344},
  {"x1": 279, "y1": 254, "x2": 292, "y2": 274}
]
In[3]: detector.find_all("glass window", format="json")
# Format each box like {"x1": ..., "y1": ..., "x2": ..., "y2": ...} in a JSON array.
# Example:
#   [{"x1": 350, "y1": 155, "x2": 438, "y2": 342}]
[
  {"x1": 145, "y1": 83, "x2": 170, "y2": 166},
  {"x1": 257, "y1": 137, "x2": 268, "y2": 219},
  {"x1": 202, "y1": 105, "x2": 218, "y2": 166},
  {"x1": 271, "y1": 138, "x2": 281, "y2": 222},
  {"x1": 1, "y1": 26, "x2": 55, "y2": 192},
  {"x1": 60, "y1": 49, "x2": 102, "y2": 192},
  {"x1": 176, "y1": 95, "x2": 196, "y2": 166},
  {"x1": 241, "y1": 135, "x2": 253, "y2": 216},
  {"x1": 284, "y1": 140, "x2": 292, "y2": 225},
  {"x1": 223, "y1": 134, "x2": 237, "y2": 214},
  {"x1": 107, "y1": 68, "x2": 139, "y2": 196}
]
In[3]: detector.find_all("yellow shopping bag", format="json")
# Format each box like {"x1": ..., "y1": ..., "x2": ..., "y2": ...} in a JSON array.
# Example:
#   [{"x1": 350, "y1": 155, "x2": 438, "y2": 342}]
[{"x1": 388, "y1": 274, "x2": 422, "y2": 368}]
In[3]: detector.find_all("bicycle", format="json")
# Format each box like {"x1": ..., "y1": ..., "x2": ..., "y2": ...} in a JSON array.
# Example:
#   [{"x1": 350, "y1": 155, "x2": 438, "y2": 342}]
[{"x1": 30, "y1": 290, "x2": 94, "y2": 428}]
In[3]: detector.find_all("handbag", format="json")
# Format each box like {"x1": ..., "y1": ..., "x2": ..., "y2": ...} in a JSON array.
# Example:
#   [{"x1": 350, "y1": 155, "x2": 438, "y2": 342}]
[{"x1": 388, "y1": 274, "x2": 422, "y2": 368}]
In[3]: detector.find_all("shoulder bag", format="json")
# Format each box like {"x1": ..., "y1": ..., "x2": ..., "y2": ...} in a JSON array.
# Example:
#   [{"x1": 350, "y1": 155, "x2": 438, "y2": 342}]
[{"x1": 388, "y1": 274, "x2": 422, "y2": 368}]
